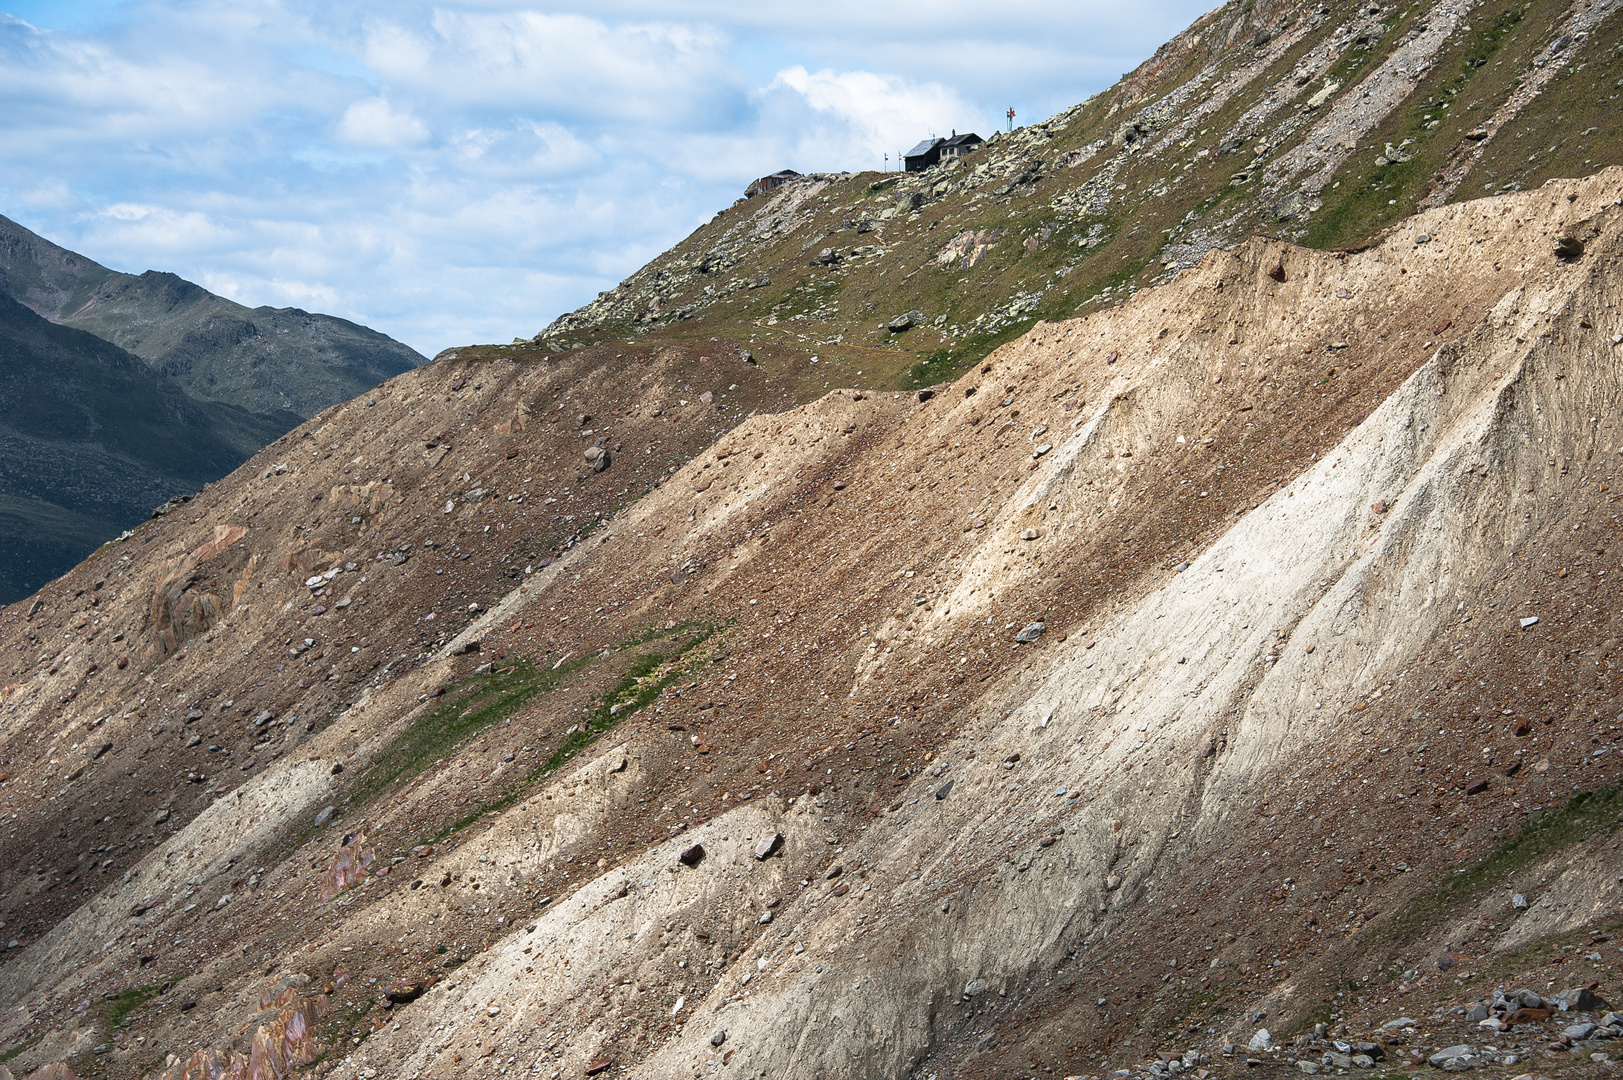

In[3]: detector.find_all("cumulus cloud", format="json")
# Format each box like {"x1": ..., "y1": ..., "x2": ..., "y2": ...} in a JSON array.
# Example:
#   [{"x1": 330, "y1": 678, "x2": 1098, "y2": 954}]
[
  {"x1": 767, "y1": 66, "x2": 979, "y2": 167},
  {"x1": 363, "y1": 11, "x2": 744, "y2": 126},
  {"x1": 91, "y1": 203, "x2": 234, "y2": 255},
  {"x1": 338, "y1": 96, "x2": 430, "y2": 148},
  {"x1": 202, "y1": 273, "x2": 341, "y2": 313},
  {"x1": 0, "y1": 8, "x2": 330, "y2": 139},
  {"x1": 486, "y1": 0, "x2": 1215, "y2": 103},
  {"x1": 448, "y1": 121, "x2": 600, "y2": 180}
]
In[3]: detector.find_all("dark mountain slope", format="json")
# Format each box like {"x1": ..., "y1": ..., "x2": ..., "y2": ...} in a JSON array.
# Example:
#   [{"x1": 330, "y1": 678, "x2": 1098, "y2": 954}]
[
  {"x1": 0, "y1": 292, "x2": 293, "y2": 601},
  {"x1": 0, "y1": 213, "x2": 426, "y2": 418}
]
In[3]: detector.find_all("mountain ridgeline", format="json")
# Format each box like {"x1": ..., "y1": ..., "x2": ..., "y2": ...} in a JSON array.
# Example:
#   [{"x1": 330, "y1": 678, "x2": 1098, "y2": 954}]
[
  {"x1": 0, "y1": 215, "x2": 426, "y2": 602},
  {"x1": 0, "y1": 215, "x2": 425, "y2": 419},
  {"x1": 533, "y1": 0, "x2": 1622, "y2": 392},
  {"x1": 0, "y1": 294, "x2": 294, "y2": 602}
]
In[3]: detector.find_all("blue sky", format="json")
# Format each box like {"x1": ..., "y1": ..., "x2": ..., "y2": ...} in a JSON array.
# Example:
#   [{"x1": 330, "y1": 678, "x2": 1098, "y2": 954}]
[{"x1": 0, "y1": 0, "x2": 1215, "y2": 357}]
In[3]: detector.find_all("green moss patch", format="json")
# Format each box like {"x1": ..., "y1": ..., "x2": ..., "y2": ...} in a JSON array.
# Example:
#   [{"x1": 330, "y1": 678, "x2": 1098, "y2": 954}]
[
  {"x1": 105, "y1": 984, "x2": 162, "y2": 1029},
  {"x1": 432, "y1": 623, "x2": 718, "y2": 838},
  {"x1": 341, "y1": 658, "x2": 563, "y2": 813},
  {"x1": 899, "y1": 319, "x2": 1039, "y2": 389},
  {"x1": 1386, "y1": 783, "x2": 1623, "y2": 937},
  {"x1": 0, "y1": 1034, "x2": 41, "y2": 1064}
]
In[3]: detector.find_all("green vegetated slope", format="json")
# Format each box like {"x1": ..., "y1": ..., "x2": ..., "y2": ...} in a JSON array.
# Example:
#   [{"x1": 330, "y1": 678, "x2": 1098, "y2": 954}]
[
  {"x1": 0, "y1": 293, "x2": 291, "y2": 602},
  {"x1": 535, "y1": 0, "x2": 1622, "y2": 391},
  {"x1": 0, "y1": 214, "x2": 426, "y2": 419}
]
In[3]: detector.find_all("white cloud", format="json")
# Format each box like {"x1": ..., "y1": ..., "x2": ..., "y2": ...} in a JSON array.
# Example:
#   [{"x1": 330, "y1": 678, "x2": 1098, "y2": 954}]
[
  {"x1": 201, "y1": 272, "x2": 341, "y2": 313},
  {"x1": 450, "y1": 0, "x2": 1220, "y2": 103},
  {"x1": 363, "y1": 11, "x2": 743, "y2": 126},
  {"x1": 90, "y1": 203, "x2": 233, "y2": 255},
  {"x1": 768, "y1": 65, "x2": 979, "y2": 166},
  {"x1": 448, "y1": 121, "x2": 599, "y2": 179},
  {"x1": 15, "y1": 177, "x2": 79, "y2": 211},
  {"x1": 337, "y1": 96, "x2": 430, "y2": 148},
  {"x1": 0, "y1": 7, "x2": 331, "y2": 139}
]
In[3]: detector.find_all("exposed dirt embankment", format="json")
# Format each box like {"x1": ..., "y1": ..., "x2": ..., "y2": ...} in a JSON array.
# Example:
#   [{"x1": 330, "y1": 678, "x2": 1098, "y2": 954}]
[{"x1": 2, "y1": 172, "x2": 1622, "y2": 1080}]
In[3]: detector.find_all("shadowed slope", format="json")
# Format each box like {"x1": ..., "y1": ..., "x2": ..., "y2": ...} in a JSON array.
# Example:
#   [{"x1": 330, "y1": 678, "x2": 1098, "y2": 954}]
[{"x1": 0, "y1": 293, "x2": 293, "y2": 601}]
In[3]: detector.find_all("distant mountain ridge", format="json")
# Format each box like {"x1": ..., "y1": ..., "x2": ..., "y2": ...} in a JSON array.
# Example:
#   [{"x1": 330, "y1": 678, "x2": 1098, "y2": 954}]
[
  {"x1": 0, "y1": 213, "x2": 425, "y2": 418},
  {"x1": 0, "y1": 213, "x2": 428, "y2": 602},
  {"x1": 0, "y1": 291, "x2": 294, "y2": 601}
]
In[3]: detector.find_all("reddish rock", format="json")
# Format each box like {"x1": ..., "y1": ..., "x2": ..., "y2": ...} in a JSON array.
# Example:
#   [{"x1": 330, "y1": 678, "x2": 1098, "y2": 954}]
[
  {"x1": 385, "y1": 979, "x2": 428, "y2": 1004},
  {"x1": 1508, "y1": 1007, "x2": 1552, "y2": 1025}
]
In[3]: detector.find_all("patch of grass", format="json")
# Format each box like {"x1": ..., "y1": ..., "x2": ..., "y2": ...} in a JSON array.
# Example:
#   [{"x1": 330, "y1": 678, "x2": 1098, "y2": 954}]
[
  {"x1": 0, "y1": 1034, "x2": 41, "y2": 1064},
  {"x1": 895, "y1": 237, "x2": 1162, "y2": 391},
  {"x1": 1464, "y1": 1, "x2": 1623, "y2": 198},
  {"x1": 536, "y1": 652, "x2": 667, "y2": 773},
  {"x1": 1386, "y1": 784, "x2": 1623, "y2": 938},
  {"x1": 317, "y1": 997, "x2": 379, "y2": 1051},
  {"x1": 775, "y1": 275, "x2": 844, "y2": 320},
  {"x1": 1299, "y1": 151, "x2": 1419, "y2": 250},
  {"x1": 105, "y1": 985, "x2": 162, "y2": 1029},
  {"x1": 1091, "y1": 250, "x2": 1156, "y2": 300},
  {"x1": 1290, "y1": 1000, "x2": 1336, "y2": 1037},
  {"x1": 1318, "y1": 31, "x2": 1388, "y2": 98},
  {"x1": 896, "y1": 314, "x2": 1049, "y2": 390},
  {"x1": 340, "y1": 659, "x2": 562, "y2": 814},
  {"x1": 1301, "y1": 3, "x2": 1530, "y2": 249},
  {"x1": 428, "y1": 622, "x2": 719, "y2": 840},
  {"x1": 898, "y1": 346, "x2": 957, "y2": 389},
  {"x1": 1439, "y1": 6, "x2": 1528, "y2": 107},
  {"x1": 1184, "y1": 983, "x2": 1227, "y2": 1013}
]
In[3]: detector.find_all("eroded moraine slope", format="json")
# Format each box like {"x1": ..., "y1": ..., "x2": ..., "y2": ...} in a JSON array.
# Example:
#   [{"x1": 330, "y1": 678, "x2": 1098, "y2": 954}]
[{"x1": 1, "y1": 171, "x2": 1622, "y2": 1080}]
